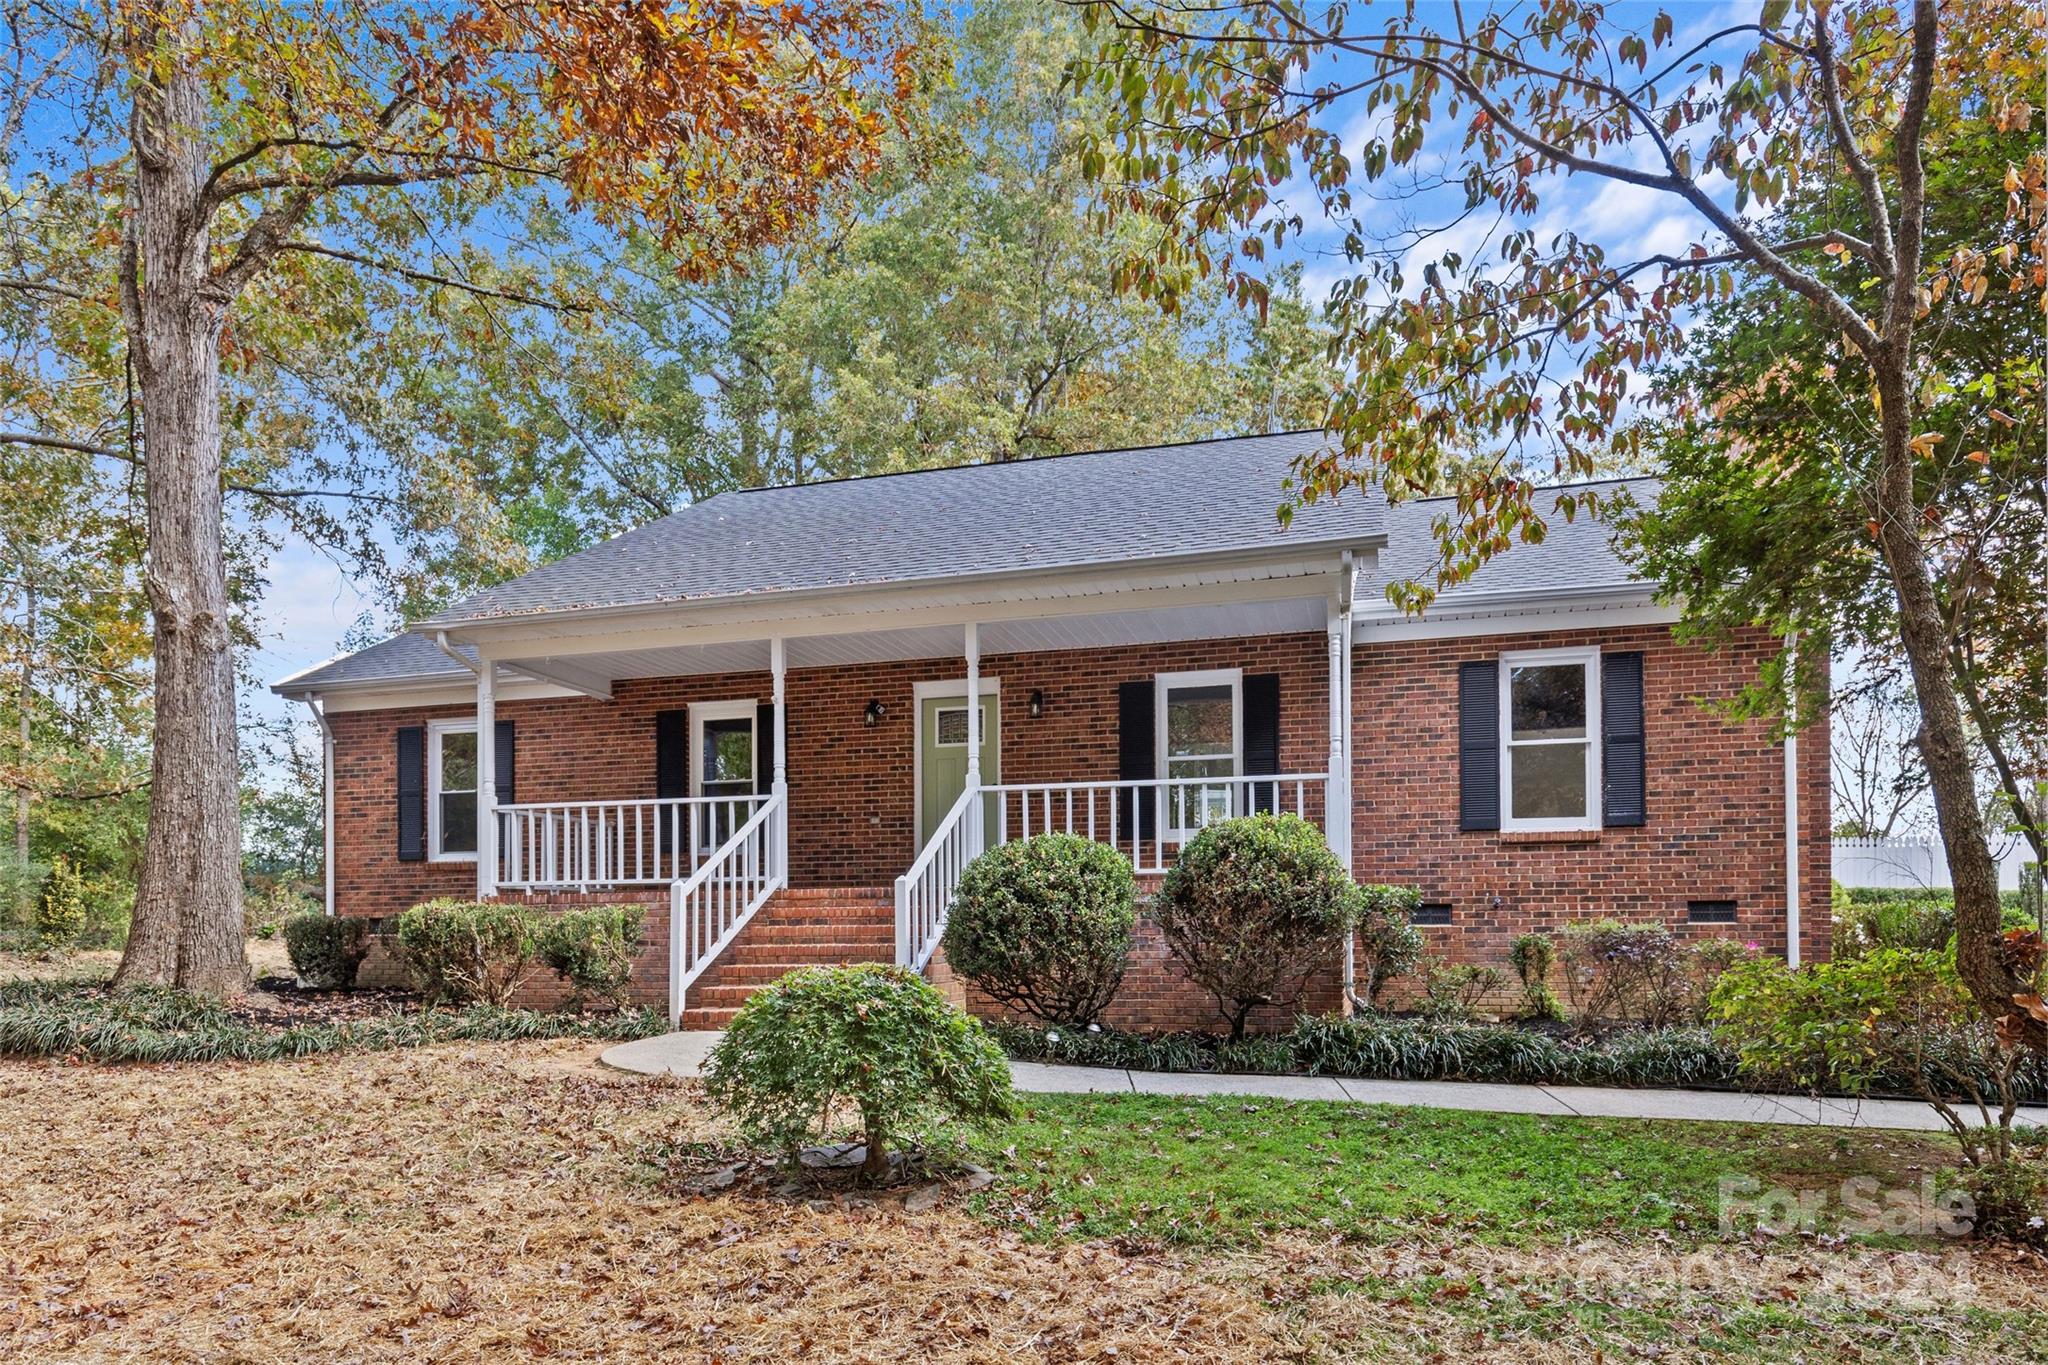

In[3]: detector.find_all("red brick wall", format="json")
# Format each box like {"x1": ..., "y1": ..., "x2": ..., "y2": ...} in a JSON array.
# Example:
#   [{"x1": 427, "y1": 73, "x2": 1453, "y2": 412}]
[
  {"x1": 326, "y1": 631, "x2": 1330, "y2": 913},
  {"x1": 1350, "y1": 622, "x2": 1832, "y2": 970},
  {"x1": 325, "y1": 620, "x2": 1829, "y2": 1027}
]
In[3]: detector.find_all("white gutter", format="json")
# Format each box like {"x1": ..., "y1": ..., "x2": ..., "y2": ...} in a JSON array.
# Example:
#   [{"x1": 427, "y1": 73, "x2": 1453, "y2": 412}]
[
  {"x1": 300, "y1": 694, "x2": 336, "y2": 917},
  {"x1": 431, "y1": 630, "x2": 482, "y2": 676},
  {"x1": 1783, "y1": 631, "x2": 1801, "y2": 967}
]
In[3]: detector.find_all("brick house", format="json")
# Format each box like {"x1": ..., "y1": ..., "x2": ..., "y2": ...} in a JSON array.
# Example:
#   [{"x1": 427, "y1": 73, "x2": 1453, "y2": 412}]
[{"x1": 272, "y1": 432, "x2": 1829, "y2": 1029}]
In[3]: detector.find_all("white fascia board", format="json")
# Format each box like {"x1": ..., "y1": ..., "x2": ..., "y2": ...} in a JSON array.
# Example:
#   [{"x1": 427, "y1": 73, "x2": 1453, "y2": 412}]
[
  {"x1": 415, "y1": 535, "x2": 1386, "y2": 641},
  {"x1": 309, "y1": 678, "x2": 585, "y2": 713},
  {"x1": 1352, "y1": 590, "x2": 1680, "y2": 642}
]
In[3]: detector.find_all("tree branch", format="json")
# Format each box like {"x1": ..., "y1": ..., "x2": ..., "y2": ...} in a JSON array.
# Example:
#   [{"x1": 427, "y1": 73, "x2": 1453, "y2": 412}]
[{"x1": 276, "y1": 241, "x2": 587, "y2": 312}]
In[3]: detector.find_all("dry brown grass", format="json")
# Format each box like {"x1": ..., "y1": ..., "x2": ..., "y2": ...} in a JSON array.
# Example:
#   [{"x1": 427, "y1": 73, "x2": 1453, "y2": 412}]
[{"x1": 0, "y1": 1042, "x2": 2041, "y2": 1363}]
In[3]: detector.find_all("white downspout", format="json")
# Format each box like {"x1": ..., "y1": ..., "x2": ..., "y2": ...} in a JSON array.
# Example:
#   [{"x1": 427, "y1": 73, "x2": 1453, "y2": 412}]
[
  {"x1": 301, "y1": 694, "x2": 335, "y2": 917},
  {"x1": 1334, "y1": 552, "x2": 1357, "y2": 1008},
  {"x1": 1783, "y1": 631, "x2": 1801, "y2": 967}
]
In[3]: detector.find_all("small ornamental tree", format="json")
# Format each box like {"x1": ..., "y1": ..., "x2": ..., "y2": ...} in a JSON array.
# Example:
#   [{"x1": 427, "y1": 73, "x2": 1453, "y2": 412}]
[
  {"x1": 943, "y1": 833, "x2": 1136, "y2": 1025},
  {"x1": 1353, "y1": 883, "x2": 1425, "y2": 1009},
  {"x1": 704, "y1": 964, "x2": 1014, "y2": 1184},
  {"x1": 1152, "y1": 813, "x2": 1359, "y2": 1038}
]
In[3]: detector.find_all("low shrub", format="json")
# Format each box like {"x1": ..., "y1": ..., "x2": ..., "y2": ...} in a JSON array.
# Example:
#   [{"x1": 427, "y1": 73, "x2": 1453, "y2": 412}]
[
  {"x1": 1709, "y1": 942, "x2": 2048, "y2": 1183},
  {"x1": 994, "y1": 1014, "x2": 1742, "y2": 1089},
  {"x1": 1353, "y1": 884, "x2": 1425, "y2": 1008},
  {"x1": 1416, "y1": 957, "x2": 1506, "y2": 1021},
  {"x1": 1152, "y1": 813, "x2": 1359, "y2": 1038},
  {"x1": 705, "y1": 964, "x2": 1013, "y2": 1183},
  {"x1": 1558, "y1": 919, "x2": 1690, "y2": 1027},
  {"x1": 536, "y1": 906, "x2": 645, "y2": 1009},
  {"x1": 942, "y1": 833, "x2": 1135, "y2": 1025},
  {"x1": 1508, "y1": 933, "x2": 1565, "y2": 1021},
  {"x1": 0, "y1": 978, "x2": 663, "y2": 1063},
  {"x1": 281, "y1": 912, "x2": 373, "y2": 989},
  {"x1": 396, "y1": 899, "x2": 538, "y2": 1006}
]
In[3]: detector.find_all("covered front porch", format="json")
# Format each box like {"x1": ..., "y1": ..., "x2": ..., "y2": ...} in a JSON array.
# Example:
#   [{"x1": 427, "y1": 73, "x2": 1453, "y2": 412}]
[{"x1": 424, "y1": 557, "x2": 1359, "y2": 1021}]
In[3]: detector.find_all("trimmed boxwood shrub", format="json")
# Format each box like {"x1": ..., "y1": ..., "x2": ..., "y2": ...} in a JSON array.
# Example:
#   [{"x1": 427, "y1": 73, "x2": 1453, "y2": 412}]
[
  {"x1": 396, "y1": 899, "x2": 538, "y2": 1006},
  {"x1": 704, "y1": 964, "x2": 1013, "y2": 1183},
  {"x1": 281, "y1": 912, "x2": 373, "y2": 989},
  {"x1": 942, "y1": 833, "x2": 1136, "y2": 1025},
  {"x1": 1152, "y1": 813, "x2": 1358, "y2": 1038},
  {"x1": 537, "y1": 905, "x2": 645, "y2": 1009}
]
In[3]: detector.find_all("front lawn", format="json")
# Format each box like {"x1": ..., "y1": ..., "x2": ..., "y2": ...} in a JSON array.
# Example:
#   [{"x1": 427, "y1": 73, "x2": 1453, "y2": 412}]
[
  {"x1": 5, "y1": 1041, "x2": 2036, "y2": 1362},
  {"x1": 978, "y1": 1092, "x2": 1959, "y2": 1248}
]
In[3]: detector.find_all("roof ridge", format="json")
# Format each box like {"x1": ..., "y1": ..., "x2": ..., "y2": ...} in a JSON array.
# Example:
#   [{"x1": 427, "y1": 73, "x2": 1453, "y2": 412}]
[{"x1": 720, "y1": 428, "x2": 1333, "y2": 497}]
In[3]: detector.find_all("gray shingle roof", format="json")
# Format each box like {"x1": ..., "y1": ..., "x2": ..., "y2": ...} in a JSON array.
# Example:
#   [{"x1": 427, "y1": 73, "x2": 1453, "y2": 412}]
[
  {"x1": 418, "y1": 431, "x2": 1381, "y2": 627},
  {"x1": 273, "y1": 632, "x2": 477, "y2": 692},
  {"x1": 1355, "y1": 477, "x2": 1656, "y2": 609}
]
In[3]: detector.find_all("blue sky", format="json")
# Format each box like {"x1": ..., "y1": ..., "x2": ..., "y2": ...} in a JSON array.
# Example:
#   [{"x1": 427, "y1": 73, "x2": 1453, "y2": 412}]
[{"x1": 249, "y1": 1, "x2": 1768, "y2": 734}]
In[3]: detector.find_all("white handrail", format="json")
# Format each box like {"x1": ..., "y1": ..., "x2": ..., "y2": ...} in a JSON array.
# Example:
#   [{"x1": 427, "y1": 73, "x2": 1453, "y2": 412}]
[
  {"x1": 668, "y1": 791, "x2": 787, "y2": 1025},
  {"x1": 983, "y1": 772, "x2": 1330, "y2": 876},
  {"x1": 895, "y1": 783, "x2": 980, "y2": 975},
  {"x1": 497, "y1": 794, "x2": 767, "y2": 890}
]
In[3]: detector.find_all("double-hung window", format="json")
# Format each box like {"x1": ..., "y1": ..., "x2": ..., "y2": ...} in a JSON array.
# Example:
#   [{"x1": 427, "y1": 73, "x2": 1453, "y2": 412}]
[
  {"x1": 1155, "y1": 668, "x2": 1242, "y2": 837},
  {"x1": 1499, "y1": 647, "x2": 1601, "y2": 831},
  {"x1": 427, "y1": 719, "x2": 480, "y2": 861}
]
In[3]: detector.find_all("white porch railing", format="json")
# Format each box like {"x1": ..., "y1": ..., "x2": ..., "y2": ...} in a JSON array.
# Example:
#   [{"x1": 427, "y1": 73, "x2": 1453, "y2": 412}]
[
  {"x1": 894, "y1": 772, "x2": 1333, "y2": 977},
  {"x1": 895, "y1": 785, "x2": 981, "y2": 974},
  {"x1": 669, "y1": 791, "x2": 788, "y2": 1025},
  {"x1": 987, "y1": 773, "x2": 1331, "y2": 876},
  {"x1": 496, "y1": 795, "x2": 767, "y2": 890}
]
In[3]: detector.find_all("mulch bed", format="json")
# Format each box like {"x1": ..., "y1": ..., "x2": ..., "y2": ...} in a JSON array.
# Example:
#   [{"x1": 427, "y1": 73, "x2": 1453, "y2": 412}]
[{"x1": 227, "y1": 976, "x2": 426, "y2": 1029}]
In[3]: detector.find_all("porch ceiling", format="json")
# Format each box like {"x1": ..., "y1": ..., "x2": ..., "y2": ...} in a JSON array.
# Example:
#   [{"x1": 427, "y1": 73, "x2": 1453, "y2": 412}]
[{"x1": 497, "y1": 595, "x2": 1331, "y2": 684}]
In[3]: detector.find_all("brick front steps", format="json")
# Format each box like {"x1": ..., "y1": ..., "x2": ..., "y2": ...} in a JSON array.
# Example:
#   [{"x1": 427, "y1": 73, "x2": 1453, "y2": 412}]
[{"x1": 676, "y1": 886, "x2": 896, "y2": 1029}]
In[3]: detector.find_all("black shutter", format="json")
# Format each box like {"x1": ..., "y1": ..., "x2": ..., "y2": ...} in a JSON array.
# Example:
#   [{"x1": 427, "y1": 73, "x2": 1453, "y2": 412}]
[
  {"x1": 1602, "y1": 651, "x2": 1646, "y2": 827},
  {"x1": 1457, "y1": 661, "x2": 1500, "y2": 831},
  {"x1": 755, "y1": 703, "x2": 777, "y2": 796},
  {"x1": 494, "y1": 720, "x2": 516, "y2": 806},
  {"x1": 1242, "y1": 672, "x2": 1281, "y2": 813},
  {"x1": 655, "y1": 708, "x2": 689, "y2": 853},
  {"x1": 1115, "y1": 679, "x2": 1157, "y2": 842},
  {"x1": 396, "y1": 725, "x2": 426, "y2": 861}
]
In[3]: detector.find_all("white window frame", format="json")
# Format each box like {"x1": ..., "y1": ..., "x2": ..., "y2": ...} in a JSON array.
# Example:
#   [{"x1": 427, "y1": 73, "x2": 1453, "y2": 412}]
[
  {"x1": 1498, "y1": 646, "x2": 1602, "y2": 833},
  {"x1": 689, "y1": 699, "x2": 759, "y2": 798},
  {"x1": 427, "y1": 718, "x2": 479, "y2": 863},
  {"x1": 1154, "y1": 667, "x2": 1244, "y2": 839}
]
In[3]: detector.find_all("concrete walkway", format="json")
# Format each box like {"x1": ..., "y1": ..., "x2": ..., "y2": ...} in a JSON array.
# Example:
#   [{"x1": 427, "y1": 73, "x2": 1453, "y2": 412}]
[{"x1": 600, "y1": 1031, "x2": 2048, "y2": 1134}]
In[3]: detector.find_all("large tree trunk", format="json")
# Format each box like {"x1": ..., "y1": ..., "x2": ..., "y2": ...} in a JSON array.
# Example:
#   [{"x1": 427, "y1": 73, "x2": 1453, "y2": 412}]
[
  {"x1": 1870, "y1": 362, "x2": 2039, "y2": 1050},
  {"x1": 112, "y1": 22, "x2": 247, "y2": 997}
]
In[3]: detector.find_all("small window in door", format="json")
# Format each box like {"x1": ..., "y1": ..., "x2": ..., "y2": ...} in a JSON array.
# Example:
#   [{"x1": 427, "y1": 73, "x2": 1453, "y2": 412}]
[{"x1": 934, "y1": 705, "x2": 984, "y2": 747}]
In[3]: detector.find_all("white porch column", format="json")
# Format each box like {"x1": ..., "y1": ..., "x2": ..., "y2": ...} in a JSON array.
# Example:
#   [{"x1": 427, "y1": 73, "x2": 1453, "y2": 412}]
[
  {"x1": 771, "y1": 636, "x2": 789, "y2": 881},
  {"x1": 476, "y1": 661, "x2": 497, "y2": 899},
  {"x1": 1325, "y1": 600, "x2": 1350, "y2": 866},
  {"x1": 964, "y1": 622, "x2": 982, "y2": 849}
]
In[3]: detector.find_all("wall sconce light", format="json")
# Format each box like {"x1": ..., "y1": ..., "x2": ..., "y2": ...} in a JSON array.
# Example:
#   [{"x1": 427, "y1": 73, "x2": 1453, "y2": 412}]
[
  {"x1": 1028, "y1": 689, "x2": 1044, "y2": 719},
  {"x1": 863, "y1": 698, "x2": 887, "y2": 727}
]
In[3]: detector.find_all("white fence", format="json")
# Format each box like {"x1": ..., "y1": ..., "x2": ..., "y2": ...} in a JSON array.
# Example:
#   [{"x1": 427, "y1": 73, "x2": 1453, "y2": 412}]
[{"x1": 1832, "y1": 835, "x2": 2034, "y2": 892}]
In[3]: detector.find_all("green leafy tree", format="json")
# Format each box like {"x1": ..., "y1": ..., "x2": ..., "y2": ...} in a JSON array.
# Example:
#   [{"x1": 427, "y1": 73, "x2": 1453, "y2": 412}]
[
  {"x1": 1, "y1": 0, "x2": 921, "y2": 995},
  {"x1": 1075, "y1": 0, "x2": 2045, "y2": 1047}
]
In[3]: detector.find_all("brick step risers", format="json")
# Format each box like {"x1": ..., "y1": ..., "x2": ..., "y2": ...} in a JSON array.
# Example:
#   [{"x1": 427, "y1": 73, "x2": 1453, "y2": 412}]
[{"x1": 678, "y1": 886, "x2": 898, "y2": 1029}]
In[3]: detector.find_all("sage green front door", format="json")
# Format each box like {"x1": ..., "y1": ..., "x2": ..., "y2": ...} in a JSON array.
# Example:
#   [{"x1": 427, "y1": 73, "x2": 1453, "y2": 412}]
[{"x1": 918, "y1": 694, "x2": 999, "y2": 844}]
